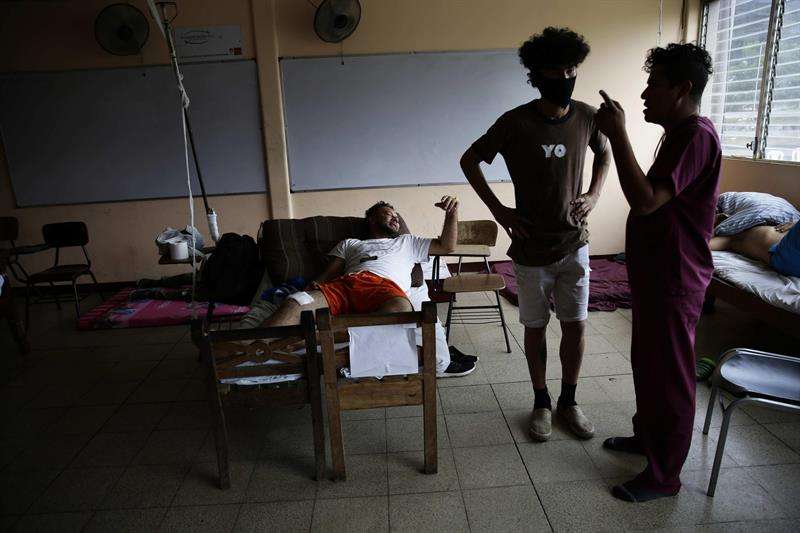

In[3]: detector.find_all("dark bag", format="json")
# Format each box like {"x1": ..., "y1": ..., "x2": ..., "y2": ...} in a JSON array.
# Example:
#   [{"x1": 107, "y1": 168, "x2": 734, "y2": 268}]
[{"x1": 202, "y1": 233, "x2": 262, "y2": 305}]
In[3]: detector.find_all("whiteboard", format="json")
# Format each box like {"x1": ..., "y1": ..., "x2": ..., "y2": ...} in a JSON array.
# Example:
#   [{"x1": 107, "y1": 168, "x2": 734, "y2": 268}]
[
  {"x1": 281, "y1": 50, "x2": 537, "y2": 192},
  {"x1": 0, "y1": 60, "x2": 266, "y2": 206}
]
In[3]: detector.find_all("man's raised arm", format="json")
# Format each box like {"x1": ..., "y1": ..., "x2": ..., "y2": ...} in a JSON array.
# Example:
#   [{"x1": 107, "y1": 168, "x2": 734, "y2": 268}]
[{"x1": 428, "y1": 195, "x2": 459, "y2": 256}]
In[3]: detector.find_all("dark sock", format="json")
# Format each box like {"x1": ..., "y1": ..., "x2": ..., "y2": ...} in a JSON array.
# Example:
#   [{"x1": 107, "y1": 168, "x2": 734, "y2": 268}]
[
  {"x1": 533, "y1": 387, "x2": 551, "y2": 410},
  {"x1": 557, "y1": 382, "x2": 577, "y2": 408}
]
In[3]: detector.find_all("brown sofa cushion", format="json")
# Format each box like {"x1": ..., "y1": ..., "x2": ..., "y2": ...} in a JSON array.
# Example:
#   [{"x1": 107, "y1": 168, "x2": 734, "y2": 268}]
[{"x1": 259, "y1": 215, "x2": 424, "y2": 287}]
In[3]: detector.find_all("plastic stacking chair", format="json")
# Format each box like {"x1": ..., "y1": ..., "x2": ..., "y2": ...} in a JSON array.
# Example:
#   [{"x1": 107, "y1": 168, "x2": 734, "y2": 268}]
[
  {"x1": 702, "y1": 348, "x2": 800, "y2": 496},
  {"x1": 25, "y1": 222, "x2": 99, "y2": 322}
]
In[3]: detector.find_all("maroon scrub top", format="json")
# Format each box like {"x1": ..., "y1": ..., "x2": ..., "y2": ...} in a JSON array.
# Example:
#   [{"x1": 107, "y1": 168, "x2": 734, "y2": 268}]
[{"x1": 625, "y1": 115, "x2": 722, "y2": 297}]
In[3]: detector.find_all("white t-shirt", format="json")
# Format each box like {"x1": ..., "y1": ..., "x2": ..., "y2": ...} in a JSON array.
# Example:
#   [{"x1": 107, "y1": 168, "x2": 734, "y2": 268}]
[{"x1": 328, "y1": 234, "x2": 432, "y2": 293}]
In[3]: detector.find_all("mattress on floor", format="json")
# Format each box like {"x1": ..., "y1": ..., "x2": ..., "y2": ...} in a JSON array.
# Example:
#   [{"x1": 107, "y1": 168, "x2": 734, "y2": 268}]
[{"x1": 712, "y1": 251, "x2": 800, "y2": 314}]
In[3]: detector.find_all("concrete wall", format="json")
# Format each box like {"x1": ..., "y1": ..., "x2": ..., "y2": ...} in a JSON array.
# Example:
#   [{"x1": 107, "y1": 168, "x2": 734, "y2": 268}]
[{"x1": 720, "y1": 159, "x2": 800, "y2": 208}]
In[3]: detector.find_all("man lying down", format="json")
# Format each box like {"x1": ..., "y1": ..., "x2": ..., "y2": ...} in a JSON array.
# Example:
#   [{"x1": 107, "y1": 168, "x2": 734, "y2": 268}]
[
  {"x1": 710, "y1": 191, "x2": 800, "y2": 277},
  {"x1": 259, "y1": 195, "x2": 477, "y2": 378}
]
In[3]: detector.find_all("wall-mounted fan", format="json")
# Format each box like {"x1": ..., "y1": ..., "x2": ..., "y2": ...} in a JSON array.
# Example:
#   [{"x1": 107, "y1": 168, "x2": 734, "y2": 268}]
[
  {"x1": 314, "y1": 0, "x2": 361, "y2": 43},
  {"x1": 95, "y1": 3, "x2": 150, "y2": 56}
]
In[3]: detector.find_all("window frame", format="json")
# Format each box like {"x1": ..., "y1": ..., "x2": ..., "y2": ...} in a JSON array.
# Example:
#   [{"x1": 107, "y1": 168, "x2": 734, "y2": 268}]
[{"x1": 700, "y1": 0, "x2": 797, "y2": 164}]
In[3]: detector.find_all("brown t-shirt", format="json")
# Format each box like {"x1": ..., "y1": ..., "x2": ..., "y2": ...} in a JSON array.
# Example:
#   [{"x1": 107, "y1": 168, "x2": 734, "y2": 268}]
[{"x1": 471, "y1": 100, "x2": 607, "y2": 266}]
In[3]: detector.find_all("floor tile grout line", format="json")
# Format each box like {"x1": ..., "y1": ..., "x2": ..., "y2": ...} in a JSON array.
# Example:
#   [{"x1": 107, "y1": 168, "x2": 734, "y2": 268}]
[
  {"x1": 437, "y1": 412, "x2": 474, "y2": 532},
  {"x1": 69, "y1": 328, "x2": 194, "y2": 526},
  {"x1": 4, "y1": 341, "x2": 174, "y2": 521},
  {"x1": 384, "y1": 408, "x2": 391, "y2": 532},
  {"x1": 492, "y1": 382, "x2": 556, "y2": 533},
  {"x1": 67, "y1": 336, "x2": 185, "y2": 481},
  {"x1": 152, "y1": 424, "x2": 212, "y2": 530}
]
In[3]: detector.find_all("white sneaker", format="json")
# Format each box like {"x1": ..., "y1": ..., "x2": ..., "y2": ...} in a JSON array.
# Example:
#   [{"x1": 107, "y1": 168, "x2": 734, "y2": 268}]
[
  {"x1": 529, "y1": 408, "x2": 552, "y2": 441},
  {"x1": 557, "y1": 405, "x2": 595, "y2": 439}
]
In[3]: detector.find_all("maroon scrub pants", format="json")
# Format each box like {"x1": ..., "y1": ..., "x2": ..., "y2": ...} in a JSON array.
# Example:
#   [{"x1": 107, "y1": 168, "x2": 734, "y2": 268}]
[{"x1": 629, "y1": 291, "x2": 705, "y2": 492}]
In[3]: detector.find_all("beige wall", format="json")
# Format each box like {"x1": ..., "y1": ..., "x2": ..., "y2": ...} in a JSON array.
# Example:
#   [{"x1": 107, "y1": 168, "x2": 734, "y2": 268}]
[
  {"x1": 720, "y1": 159, "x2": 800, "y2": 208},
  {"x1": 2, "y1": 0, "x2": 693, "y2": 283}
]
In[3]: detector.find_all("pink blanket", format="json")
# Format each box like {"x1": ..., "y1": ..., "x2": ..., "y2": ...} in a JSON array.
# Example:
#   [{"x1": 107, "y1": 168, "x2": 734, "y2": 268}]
[
  {"x1": 78, "y1": 287, "x2": 249, "y2": 330},
  {"x1": 492, "y1": 258, "x2": 631, "y2": 312}
]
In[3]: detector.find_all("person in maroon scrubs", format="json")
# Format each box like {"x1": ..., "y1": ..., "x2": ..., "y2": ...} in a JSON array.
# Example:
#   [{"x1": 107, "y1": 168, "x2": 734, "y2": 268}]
[{"x1": 594, "y1": 43, "x2": 720, "y2": 502}]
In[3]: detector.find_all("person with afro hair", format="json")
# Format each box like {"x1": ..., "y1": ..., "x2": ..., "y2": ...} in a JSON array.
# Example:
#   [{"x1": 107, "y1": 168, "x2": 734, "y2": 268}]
[
  {"x1": 460, "y1": 27, "x2": 611, "y2": 444},
  {"x1": 594, "y1": 43, "x2": 720, "y2": 503}
]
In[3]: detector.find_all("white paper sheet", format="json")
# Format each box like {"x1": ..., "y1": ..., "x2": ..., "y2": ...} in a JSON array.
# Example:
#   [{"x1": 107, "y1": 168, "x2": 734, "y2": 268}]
[{"x1": 348, "y1": 325, "x2": 419, "y2": 378}]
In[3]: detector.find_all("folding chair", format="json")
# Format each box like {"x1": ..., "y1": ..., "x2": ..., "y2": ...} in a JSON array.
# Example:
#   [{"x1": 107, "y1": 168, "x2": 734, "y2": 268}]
[{"x1": 702, "y1": 348, "x2": 800, "y2": 496}]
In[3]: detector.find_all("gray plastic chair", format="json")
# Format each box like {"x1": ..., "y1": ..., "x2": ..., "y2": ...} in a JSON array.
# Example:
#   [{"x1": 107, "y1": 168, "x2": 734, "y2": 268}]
[{"x1": 702, "y1": 348, "x2": 800, "y2": 496}]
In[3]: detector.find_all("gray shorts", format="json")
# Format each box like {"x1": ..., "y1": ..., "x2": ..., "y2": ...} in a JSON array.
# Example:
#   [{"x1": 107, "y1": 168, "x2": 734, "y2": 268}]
[{"x1": 513, "y1": 245, "x2": 590, "y2": 328}]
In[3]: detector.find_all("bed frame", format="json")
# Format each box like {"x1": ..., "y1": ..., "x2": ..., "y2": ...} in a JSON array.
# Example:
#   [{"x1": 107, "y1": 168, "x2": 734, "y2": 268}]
[{"x1": 706, "y1": 275, "x2": 800, "y2": 339}]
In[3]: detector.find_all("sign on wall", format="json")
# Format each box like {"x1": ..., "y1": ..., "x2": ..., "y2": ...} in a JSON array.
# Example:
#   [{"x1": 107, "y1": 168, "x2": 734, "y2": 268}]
[{"x1": 174, "y1": 25, "x2": 243, "y2": 62}]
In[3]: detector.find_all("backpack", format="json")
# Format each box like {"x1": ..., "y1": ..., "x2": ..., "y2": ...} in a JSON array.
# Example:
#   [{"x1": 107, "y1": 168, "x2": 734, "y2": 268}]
[{"x1": 202, "y1": 233, "x2": 262, "y2": 305}]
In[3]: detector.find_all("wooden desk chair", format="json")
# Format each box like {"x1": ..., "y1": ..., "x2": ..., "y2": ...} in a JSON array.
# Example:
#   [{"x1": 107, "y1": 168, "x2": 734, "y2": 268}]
[
  {"x1": 430, "y1": 220, "x2": 496, "y2": 283},
  {"x1": 25, "y1": 221, "x2": 100, "y2": 323},
  {"x1": 441, "y1": 220, "x2": 511, "y2": 353},
  {"x1": 197, "y1": 310, "x2": 326, "y2": 489},
  {"x1": 317, "y1": 302, "x2": 438, "y2": 481}
]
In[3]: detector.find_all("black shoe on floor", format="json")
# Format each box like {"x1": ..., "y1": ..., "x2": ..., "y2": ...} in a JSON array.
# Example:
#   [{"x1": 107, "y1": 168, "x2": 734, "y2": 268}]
[
  {"x1": 437, "y1": 359, "x2": 477, "y2": 378},
  {"x1": 602, "y1": 436, "x2": 645, "y2": 455},
  {"x1": 449, "y1": 345, "x2": 479, "y2": 364},
  {"x1": 611, "y1": 481, "x2": 679, "y2": 503}
]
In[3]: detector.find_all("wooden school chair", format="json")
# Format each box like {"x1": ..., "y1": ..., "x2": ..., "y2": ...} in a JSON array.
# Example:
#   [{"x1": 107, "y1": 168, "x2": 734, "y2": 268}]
[
  {"x1": 317, "y1": 301, "x2": 438, "y2": 481},
  {"x1": 197, "y1": 310, "x2": 326, "y2": 489}
]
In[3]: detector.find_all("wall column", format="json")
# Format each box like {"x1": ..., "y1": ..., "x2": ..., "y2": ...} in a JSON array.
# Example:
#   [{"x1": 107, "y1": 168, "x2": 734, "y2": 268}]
[{"x1": 252, "y1": 0, "x2": 293, "y2": 219}]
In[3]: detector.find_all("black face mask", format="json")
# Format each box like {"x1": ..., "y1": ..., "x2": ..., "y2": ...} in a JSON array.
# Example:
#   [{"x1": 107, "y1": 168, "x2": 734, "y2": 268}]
[{"x1": 534, "y1": 75, "x2": 576, "y2": 108}]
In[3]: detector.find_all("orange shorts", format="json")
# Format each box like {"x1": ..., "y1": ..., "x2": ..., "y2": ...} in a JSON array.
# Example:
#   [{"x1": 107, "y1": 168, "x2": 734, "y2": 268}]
[{"x1": 317, "y1": 271, "x2": 407, "y2": 316}]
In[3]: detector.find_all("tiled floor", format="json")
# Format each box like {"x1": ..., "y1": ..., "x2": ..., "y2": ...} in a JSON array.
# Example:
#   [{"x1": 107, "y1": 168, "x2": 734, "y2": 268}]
[{"x1": 1, "y1": 291, "x2": 799, "y2": 532}]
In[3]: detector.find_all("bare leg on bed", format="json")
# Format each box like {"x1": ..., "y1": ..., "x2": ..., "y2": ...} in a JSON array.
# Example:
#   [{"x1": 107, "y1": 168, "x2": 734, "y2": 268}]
[
  {"x1": 262, "y1": 293, "x2": 413, "y2": 328},
  {"x1": 261, "y1": 290, "x2": 329, "y2": 327}
]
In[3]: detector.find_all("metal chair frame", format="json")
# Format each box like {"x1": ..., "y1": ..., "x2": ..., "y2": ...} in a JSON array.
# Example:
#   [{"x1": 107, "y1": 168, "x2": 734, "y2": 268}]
[
  {"x1": 443, "y1": 256, "x2": 511, "y2": 354},
  {"x1": 702, "y1": 348, "x2": 800, "y2": 496},
  {"x1": 25, "y1": 222, "x2": 100, "y2": 324},
  {"x1": 0, "y1": 216, "x2": 47, "y2": 284}
]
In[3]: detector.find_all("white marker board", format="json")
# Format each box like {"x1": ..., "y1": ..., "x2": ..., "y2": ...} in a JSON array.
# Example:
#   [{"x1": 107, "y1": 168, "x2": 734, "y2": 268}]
[
  {"x1": 281, "y1": 50, "x2": 537, "y2": 192},
  {"x1": 0, "y1": 60, "x2": 266, "y2": 206}
]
